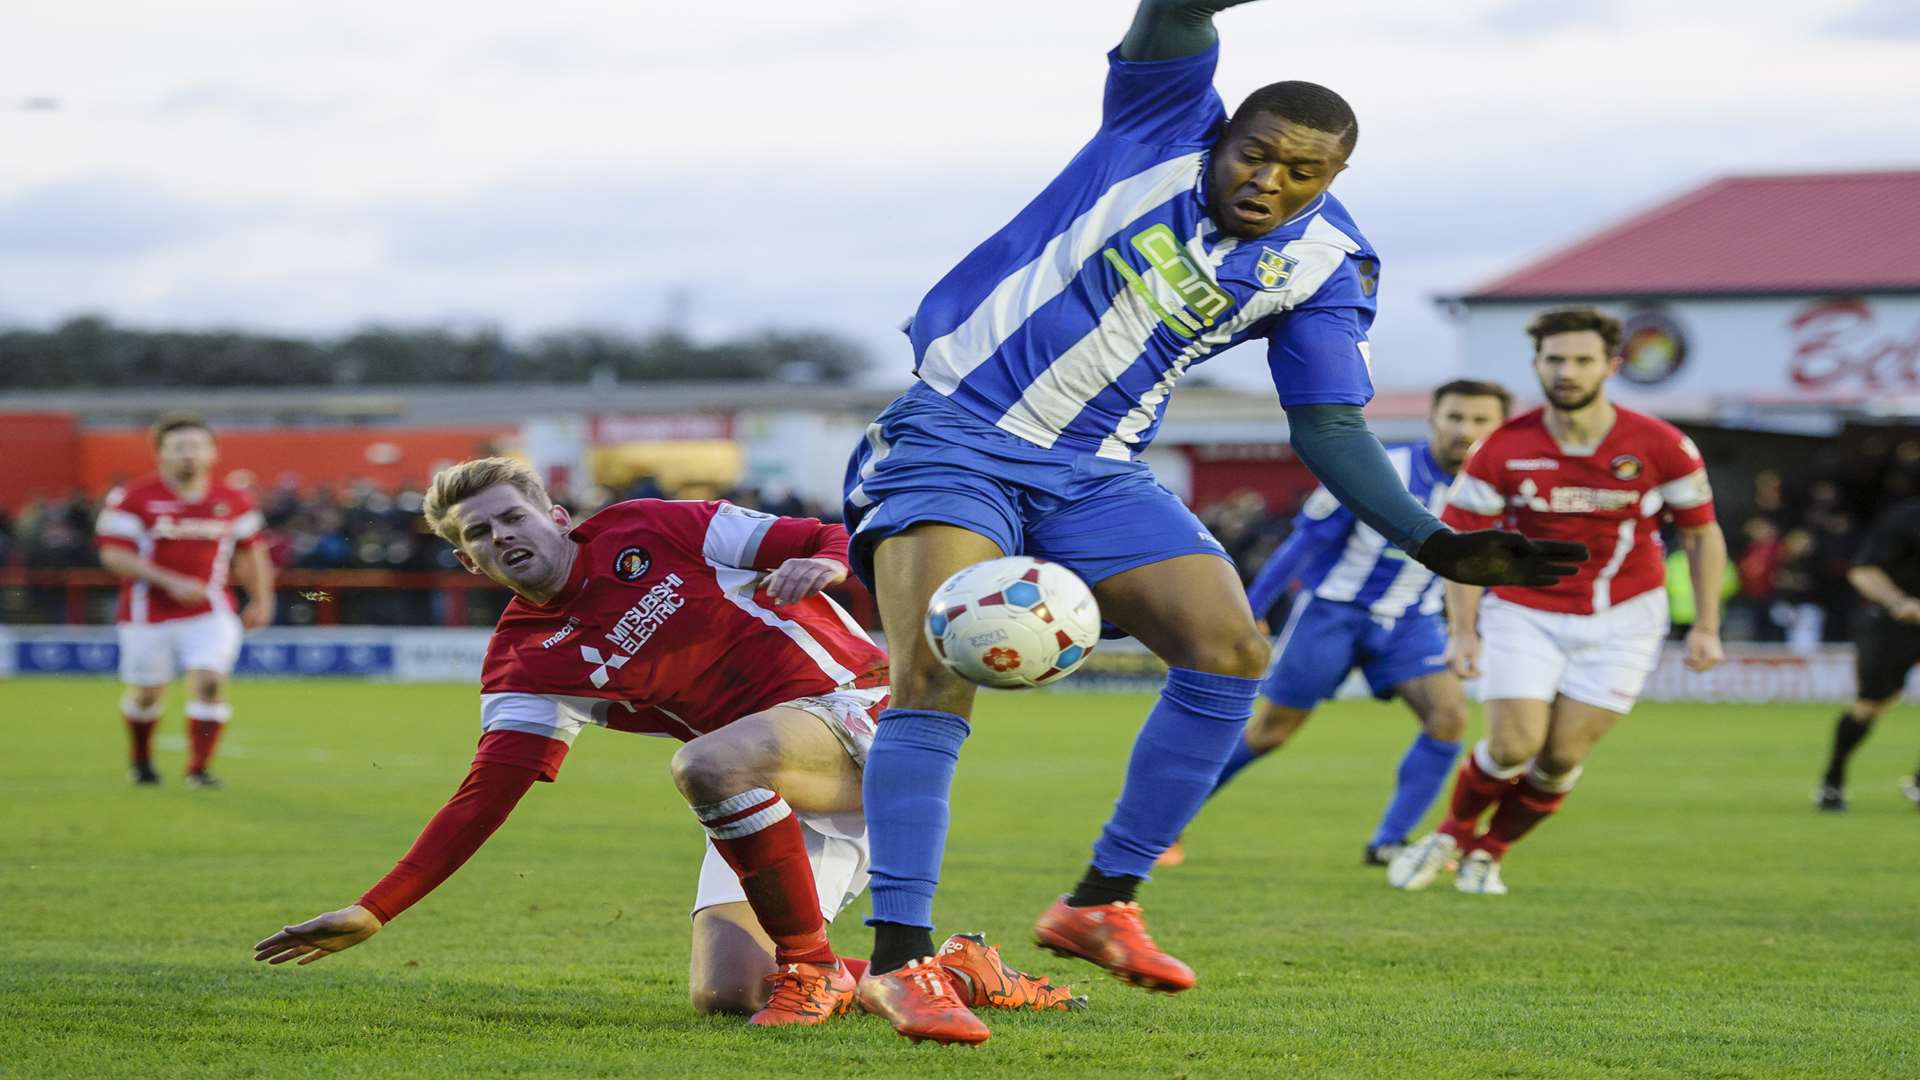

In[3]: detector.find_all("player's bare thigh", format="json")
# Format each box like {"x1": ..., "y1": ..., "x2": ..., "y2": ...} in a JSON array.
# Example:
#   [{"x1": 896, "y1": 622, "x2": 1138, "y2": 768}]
[
  {"x1": 669, "y1": 706, "x2": 863, "y2": 815},
  {"x1": 1482, "y1": 698, "x2": 1552, "y2": 768},
  {"x1": 870, "y1": 524, "x2": 1005, "y2": 713},
  {"x1": 1093, "y1": 554, "x2": 1269, "y2": 678},
  {"x1": 688, "y1": 902, "x2": 778, "y2": 1014},
  {"x1": 1538, "y1": 696, "x2": 1623, "y2": 774},
  {"x1": 1396, "y1": 672, "x2": 1470, "y2": 743}
]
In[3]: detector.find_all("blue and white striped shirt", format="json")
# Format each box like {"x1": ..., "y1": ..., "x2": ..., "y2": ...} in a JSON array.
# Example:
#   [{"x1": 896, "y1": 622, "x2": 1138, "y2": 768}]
[
  {"x1": 1248, "y1": 443, "x2": 1452, "y2": 620},
  {"x1": 904, "y1": 44, "x2": 1380, "y2": 462}
]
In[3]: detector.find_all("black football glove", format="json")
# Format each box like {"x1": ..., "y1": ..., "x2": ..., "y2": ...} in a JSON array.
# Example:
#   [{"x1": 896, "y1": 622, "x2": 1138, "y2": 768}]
[{"x1": 1414, "y1": 529, "x2": 1590, "y2": 588}]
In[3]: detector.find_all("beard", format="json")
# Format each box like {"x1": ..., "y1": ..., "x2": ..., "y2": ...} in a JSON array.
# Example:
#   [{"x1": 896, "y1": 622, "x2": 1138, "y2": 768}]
[{"x1": 1544, "y1": 384, "x2": 1602, "y2": 412}]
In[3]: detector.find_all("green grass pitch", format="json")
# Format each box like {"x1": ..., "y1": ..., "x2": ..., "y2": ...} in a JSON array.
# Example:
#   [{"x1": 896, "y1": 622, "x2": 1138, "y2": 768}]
[{"x1": 3, "y1": 677, "x2": 1917, "y2": 1078}]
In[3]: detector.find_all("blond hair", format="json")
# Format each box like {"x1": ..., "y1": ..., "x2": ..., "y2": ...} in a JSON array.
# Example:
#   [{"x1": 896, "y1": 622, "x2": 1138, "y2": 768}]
[{"x1": 422, "y1": 457, "x2": 552, "y2": 543}]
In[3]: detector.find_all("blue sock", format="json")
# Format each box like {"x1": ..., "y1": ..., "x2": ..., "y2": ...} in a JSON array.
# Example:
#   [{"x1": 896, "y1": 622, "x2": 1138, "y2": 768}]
[
  {"x1": 862, "y1": 708, "x2": 970, "y2": 929},
  {"x1": 1371, "y1": 732, "x2": 1462, "y2": 848},
  {"x1": 1209, "y1": 735, "x2": 1265, "y2": 796},
  {"x1": 1090, "y1": 668, "x2": 1258, "y2": 880}
]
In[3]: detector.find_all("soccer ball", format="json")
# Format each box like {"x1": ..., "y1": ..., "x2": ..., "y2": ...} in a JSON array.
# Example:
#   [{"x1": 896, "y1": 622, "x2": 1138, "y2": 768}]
[{"x1": 924, "y1": 556, "x2": 1101, "y2": 689}]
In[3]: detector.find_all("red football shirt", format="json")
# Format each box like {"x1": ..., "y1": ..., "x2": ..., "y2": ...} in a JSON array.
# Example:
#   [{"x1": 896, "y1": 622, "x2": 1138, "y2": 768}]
[
  {"x1": 1441, "y1": 406, "x2": 1716, "y2": 615},
  {"x1": 94, "y1": 476, "x2": 267, "y2": 624},
  {"x1": 473, "y1": 500, "x2": 887, "y2": 780}
]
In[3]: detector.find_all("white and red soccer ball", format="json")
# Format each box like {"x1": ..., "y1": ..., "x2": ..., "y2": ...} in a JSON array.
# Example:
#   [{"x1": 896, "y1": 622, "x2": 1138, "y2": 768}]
[{"x1": 924, "y1": 556, "x2": 1101, "y2": 689}]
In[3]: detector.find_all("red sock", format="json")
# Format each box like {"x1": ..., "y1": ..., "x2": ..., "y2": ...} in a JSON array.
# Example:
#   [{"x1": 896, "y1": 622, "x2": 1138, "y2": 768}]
[
  {"x1": 696, "y1": 788, "x2": 836, "y2": 967},
  {"x1": 1438, "y1": 746, "x2": 1522, "y2": 846},
  {"x1": 124, "y1": 715, "x2": 158, "y2": 766},
  {"x1": 184, "y1": 702, "x2": 232, "y2": 774},
  {"x1": 1477, "y1": 776, "x2": 1570, "y2": 859}
]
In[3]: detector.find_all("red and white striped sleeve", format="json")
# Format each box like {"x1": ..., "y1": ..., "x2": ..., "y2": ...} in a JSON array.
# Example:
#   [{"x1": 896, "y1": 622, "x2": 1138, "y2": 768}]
[
  {"x1": 94, "y1": 486, "x2": 145, "y2": 551},
  {"x1": 230, "y1": 490, "x2": 268, "y2": 546},
  {"x1": 1651, "y1": 430, "x2": 1716, "y2": 527},
  {"x1": 700, "y1": 501, "x2": 849, "y2": 572}
]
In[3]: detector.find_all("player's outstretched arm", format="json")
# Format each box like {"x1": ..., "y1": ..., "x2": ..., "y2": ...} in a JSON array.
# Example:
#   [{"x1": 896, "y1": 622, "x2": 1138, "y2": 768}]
[
  {"x1": 1848, "y1": 564, "x2": 1920, "y2": 624},
  {"x1": 1286, "y1": 404, "x2": 1587, "y2": 588},
  {"x1": 251, "y1": 748, "x2": 544, "y2": 968},
  {"x1": 1119, "y1": 0, "x2": 1263, "y2": 61},
  {"x1": 1442, "y1": 580, "x2": 1485, "y2": 679}
]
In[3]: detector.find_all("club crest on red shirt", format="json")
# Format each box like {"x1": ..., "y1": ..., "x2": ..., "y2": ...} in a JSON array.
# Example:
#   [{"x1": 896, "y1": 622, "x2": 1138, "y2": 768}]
[
  {"x1": 1610, "y1": 454, "x2": 1643, "y2": 481},
  {"x1": 613, "y1": 546, "x2": 652, "y2": 581}
]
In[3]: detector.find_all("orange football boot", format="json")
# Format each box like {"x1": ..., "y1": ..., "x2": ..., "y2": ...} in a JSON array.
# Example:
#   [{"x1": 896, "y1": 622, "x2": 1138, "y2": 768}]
[
  {"x1": 749, "y1": 961, "x2": 858, "y2": 1027},
  {"x1": 856, "y1": 956, "x2": 991, "y2": 1045},
  {"x1": 936, "y1": 933, "x2": 1087, "y2": 1012},
  {"x1": 1032, "y1": 896, "x2": 1196, "y2": 993}
]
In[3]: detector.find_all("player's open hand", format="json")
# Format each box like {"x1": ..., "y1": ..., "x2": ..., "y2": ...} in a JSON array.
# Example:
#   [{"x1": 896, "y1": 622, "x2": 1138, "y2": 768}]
[
  {"x1": 1416, "y1": 529, "x2": 1589, "y2": 588},
  {"x1": 163, "y1": 577, "x2": 210, "y2": 606},
  {"x1": 763, "y1": 557, "x2": 848, "y2": 606},
  {"x1": 1444, "y1": 633, "x2": 1482, "y2": 680},
  {"x1": 1683, "y1": 626, "x2": 1724, "y2": 672},
  {"x1": 240, "y1": 599, "x2": 274, "y2": 631},
  {"x1": 1891, "y1": 597, "x2": 1920, "y2": 626},
  {"x1": 253, "y1": 904, "x2": 383, "y2": 965}
]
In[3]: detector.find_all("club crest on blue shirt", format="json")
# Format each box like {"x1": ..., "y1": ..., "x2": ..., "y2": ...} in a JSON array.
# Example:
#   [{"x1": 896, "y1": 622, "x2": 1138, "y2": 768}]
[
  {"x1": 613, "y1": 546, "x2": 652, "y2": 581},
  {"x1": 1255, "y1": 247, "x2": 1298, "y2": 291}
]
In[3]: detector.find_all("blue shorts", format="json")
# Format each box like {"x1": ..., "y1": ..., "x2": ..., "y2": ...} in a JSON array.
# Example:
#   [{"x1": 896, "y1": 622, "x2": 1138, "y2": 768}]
[
  {"x1": 1259, "y1": 595, "x2": 1449, "y2": 710},
  {"x1": 842, "y1": 385, "x2": 1229, "y2": 589}
]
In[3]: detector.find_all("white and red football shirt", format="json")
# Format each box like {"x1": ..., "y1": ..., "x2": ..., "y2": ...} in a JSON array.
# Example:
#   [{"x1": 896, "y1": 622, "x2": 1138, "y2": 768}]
[
  {"x1": 1442, "y1": 406, "x2": 1715, "y2": 615},
  {"x1": 473, "y1": 499, "x2": 887, "y2": 780},
  {"x1": 93, "y1": 476, "x2": 267, "y2": 624}
]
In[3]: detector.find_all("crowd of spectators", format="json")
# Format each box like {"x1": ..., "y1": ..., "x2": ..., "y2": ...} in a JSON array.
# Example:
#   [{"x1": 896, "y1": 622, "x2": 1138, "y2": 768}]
[
  {"x1": 0, "y1": 475, "x2": 838, "y2": 625},
  {"x1": 4, "y1": 435, "x2": 1916, "y2": 644}
]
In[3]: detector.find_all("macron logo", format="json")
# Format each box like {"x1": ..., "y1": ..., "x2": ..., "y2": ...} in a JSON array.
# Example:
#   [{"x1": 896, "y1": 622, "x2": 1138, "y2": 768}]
[{"x1": 580, "y1": 645, "x2": 631, "y2": 689}]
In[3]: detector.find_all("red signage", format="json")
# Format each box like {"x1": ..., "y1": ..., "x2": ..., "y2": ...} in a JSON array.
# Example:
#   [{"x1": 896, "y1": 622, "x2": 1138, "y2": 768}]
[
  {"x1": 590, "y1": 414, "x2": 734, "y2": 442},
  {"x1": 1789, "y1": 298, "x2": 1920, "y2": 392}
]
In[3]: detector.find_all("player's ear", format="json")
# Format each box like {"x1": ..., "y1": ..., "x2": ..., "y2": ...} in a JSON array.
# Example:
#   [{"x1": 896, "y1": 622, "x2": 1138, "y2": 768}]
[
  {"x1": 550, "y1": 504, "x2": 572, "y2": 531},
  {"x1": 451, "y1": 547, "x2": 483, "y2": 576}
]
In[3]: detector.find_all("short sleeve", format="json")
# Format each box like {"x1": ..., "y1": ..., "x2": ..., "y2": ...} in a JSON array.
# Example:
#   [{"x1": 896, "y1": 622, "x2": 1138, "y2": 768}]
[
  {"x1": 476, "y1": 693, "x2": 589, "y2": 781},
  {"x1": 1265, "y1": 251, "x2": 1380, "y2": 408},
  {"x1": 94, "y1": 487, "x2": 144, "y2": 549},
  {"x1": 1267, "y1": 307, "x2": 1375, "y2": 408},
  {"x1": 1651, "y1": 430, "x2": 1716, "y2": 527},
  {"x1": 1101, "y1": 45, "x2": 1227, "y2": 147},
  {"x1": 1443, "y1": 448, "x2": 1506, "y2": 531},
  {"x1": 701, "y1": 501, "x2": 778, "y2": 569}
]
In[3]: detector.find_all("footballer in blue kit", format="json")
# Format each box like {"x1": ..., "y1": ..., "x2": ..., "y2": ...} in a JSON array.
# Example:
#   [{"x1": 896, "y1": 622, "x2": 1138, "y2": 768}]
[
  {"x1": 839, "y1": 0, "x2": 1586, "y2": 1044},
  {"x1": 1184, "y1": 381, "x2": 1513, "y2": 868}
]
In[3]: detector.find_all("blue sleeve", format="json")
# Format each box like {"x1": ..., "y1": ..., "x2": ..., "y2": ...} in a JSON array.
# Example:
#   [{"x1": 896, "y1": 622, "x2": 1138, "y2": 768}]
[
  {"x1": 1244, "y1": 495, "x2": 1350, "y2": 616},
  {"x1": 1286, "y1": 405, "x2": 1446, "y2": 553},
  {"x1": 1266, "y1": 254, "x2": 1379, "y2": 408},
  {"x1": 1101, "y1": 44, "x2": 1227, "y2": 147}
]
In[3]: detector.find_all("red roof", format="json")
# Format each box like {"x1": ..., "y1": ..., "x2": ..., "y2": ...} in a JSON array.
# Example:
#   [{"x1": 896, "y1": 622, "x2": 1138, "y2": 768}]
[{"x1": 1464, "y1": 170, "x2": 1920, "y2": 300}]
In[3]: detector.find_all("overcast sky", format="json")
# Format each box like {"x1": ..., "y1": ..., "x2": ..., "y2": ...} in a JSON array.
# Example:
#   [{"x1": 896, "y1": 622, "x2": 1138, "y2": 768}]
[{"x1": 3, "y1": 0, "x2": 1917, "y2": 392}]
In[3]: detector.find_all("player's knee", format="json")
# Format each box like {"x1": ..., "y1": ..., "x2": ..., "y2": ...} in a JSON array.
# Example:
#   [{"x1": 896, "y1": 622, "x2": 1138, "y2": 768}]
[
  {"x1": 670, "y1": 742, "x2": 744, "y2": 804},
  {"x1": 128, "y1": 686, "x2": 165, "y2": 710},
  {"x1": 1424, "y1": 706, "x2": 1469, "y2": 743},
  {"x1": 1484, "y1": 729, "x2": 1537, "y2": 769},
  {"x1": 1850, "y1": 698, "x2": 1891, "y2": 723},
  {"x1": 687, "y1": 982, "x2": 758, "y2": 1016},
  {"x1": 888, "y1": 655, "x2": 976, "y2": 713},
  {"x1": 1179, "y1": 630, "x2": 1270, "y2": 680}
]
